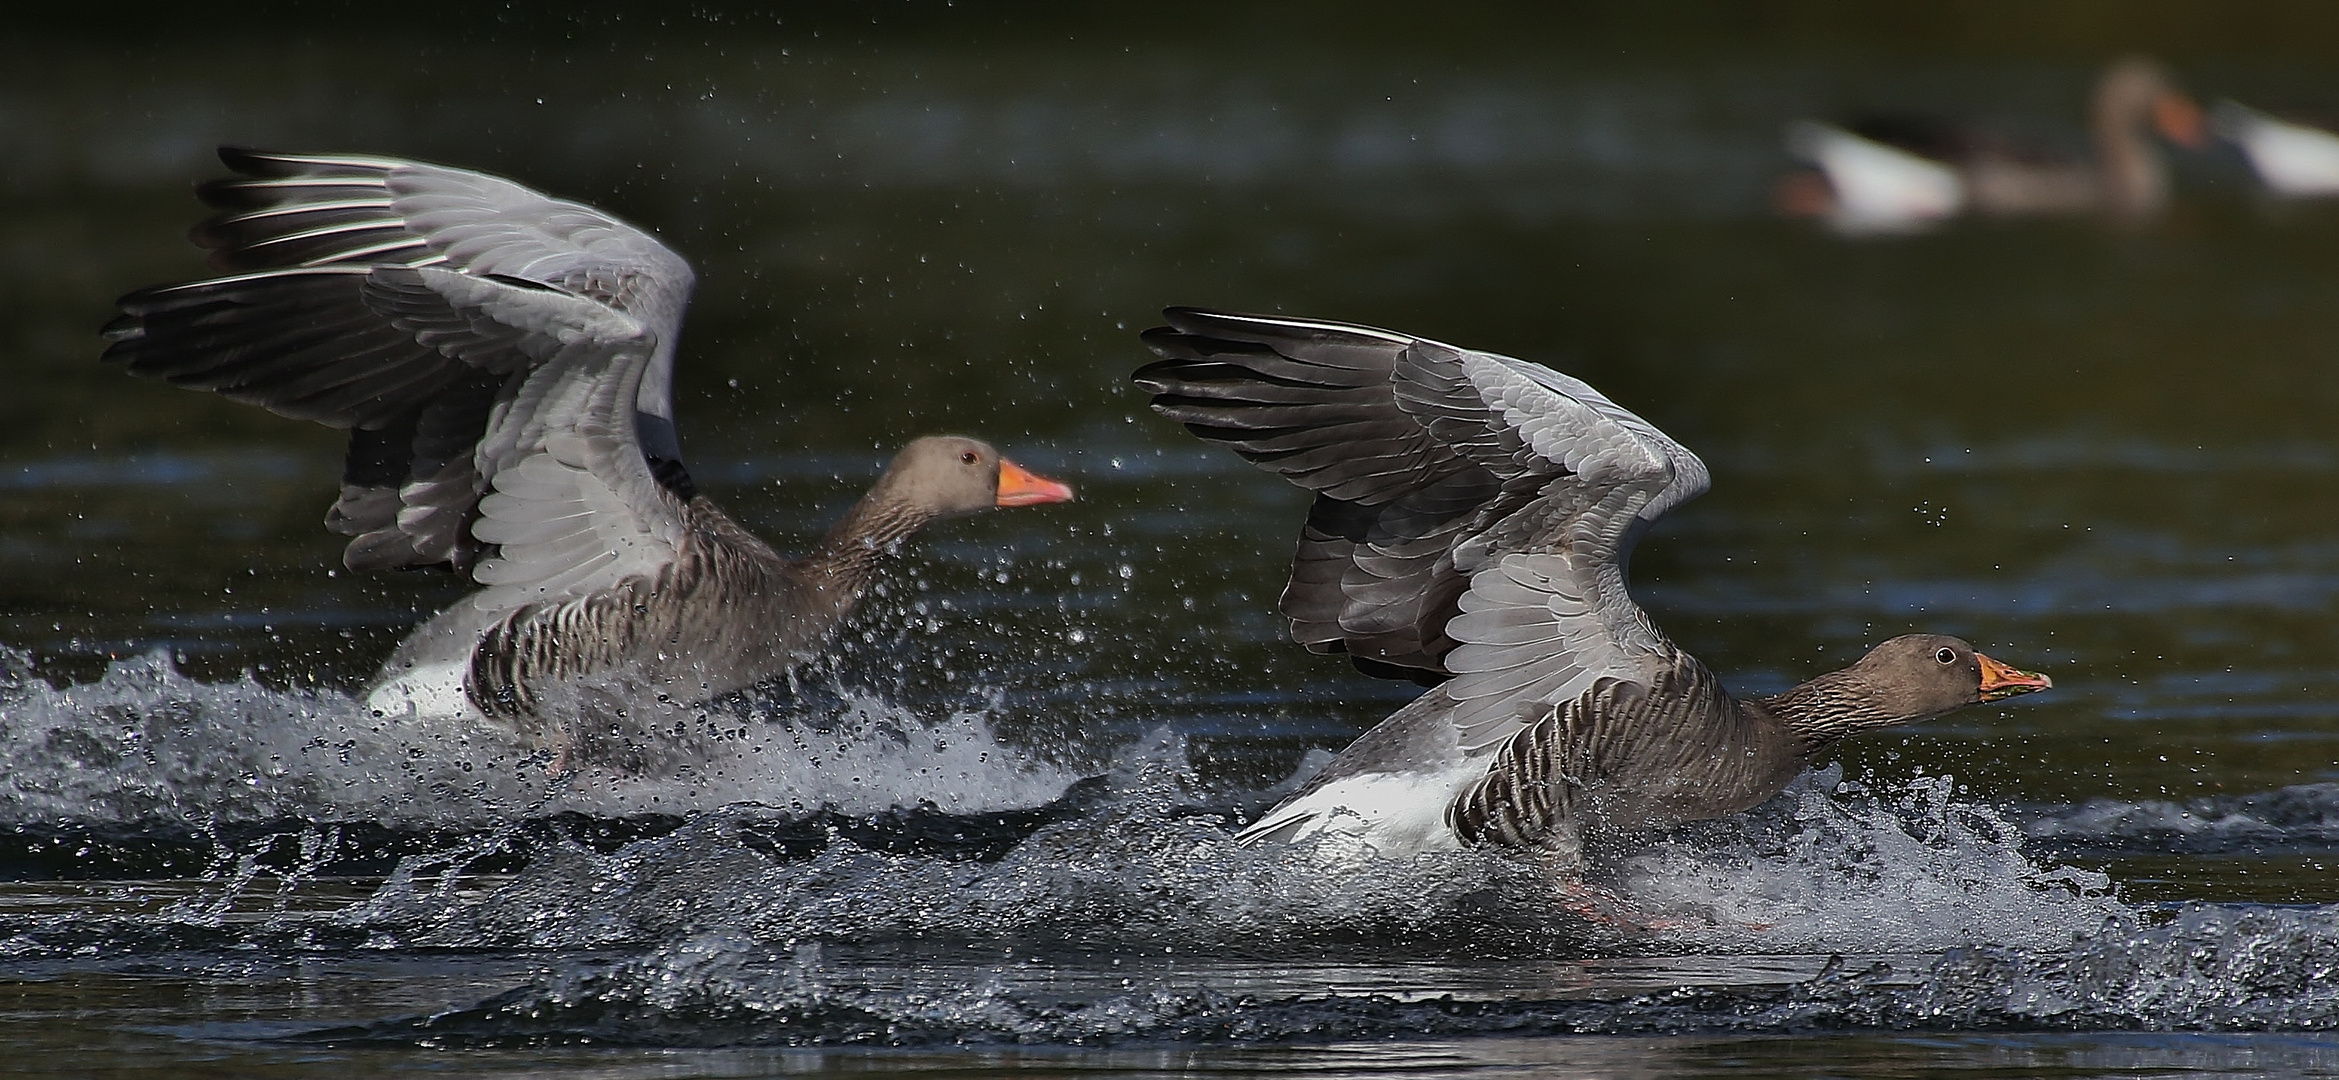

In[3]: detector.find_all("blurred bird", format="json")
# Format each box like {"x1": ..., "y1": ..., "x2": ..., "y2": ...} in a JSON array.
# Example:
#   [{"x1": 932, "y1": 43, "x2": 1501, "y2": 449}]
[
  {"x1": 2213, "y1": 101, "x2": 2339, "y2": 197},
  {"x1": 1780, "y1": 57, "x2": 2206, "y2": 234}
]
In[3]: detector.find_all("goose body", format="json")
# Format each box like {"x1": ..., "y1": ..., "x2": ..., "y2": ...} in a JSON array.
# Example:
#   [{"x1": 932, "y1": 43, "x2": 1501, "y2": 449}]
[
  {"x1": 2213, "y1": 101, "x2": 2339, "y2": 197},
  {"x1": 1136, "y1": 309, "x2": 2050, "y2": 870},
  {"x1": 104, "y1": 149, "x2": 1071, "y2": 764},
  {"x1": 1782, "y1": 58, "x2": 2202, "y2": 233},
  {"x1": 1782, "y1": 120, "x2": 1968, "y2": 233}
]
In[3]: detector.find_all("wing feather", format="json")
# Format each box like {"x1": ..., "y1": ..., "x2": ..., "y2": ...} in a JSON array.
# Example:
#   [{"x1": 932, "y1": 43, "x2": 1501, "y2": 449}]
[
  {"x1": 105, "y1": 148, "x2": 703, "y2": 577},
  {"x1": 1138, "y1": 307, "x2": 1709, "y2": 754}
]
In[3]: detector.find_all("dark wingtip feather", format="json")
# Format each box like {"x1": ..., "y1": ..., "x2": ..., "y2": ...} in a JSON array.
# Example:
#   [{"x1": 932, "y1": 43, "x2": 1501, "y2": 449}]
[
  {"x1": 217, "y1": 145, "x2": 271, "y2": 173},
  {"x1": 99, "y1": 312, "x2": 144, "y2": 346},
  {"x1": 1161, "y1": 305, "x2": 1259, "y2": 326},
  {"x1": 1161, "y1": 306, "x2": 1319, "y2": 337},
  {"x1": 214, "y1": 147, "x2": 383, "y2": 178},
  {"x1": 1160, "y1": 306, "x2": 1256, "y2": 338},
  {"x1": 1136, "y1": 325, "x2": 1185, "y2": 355},
  {"x1": 1130, "y1": 356, "x2": 1200, "y2": 394}
]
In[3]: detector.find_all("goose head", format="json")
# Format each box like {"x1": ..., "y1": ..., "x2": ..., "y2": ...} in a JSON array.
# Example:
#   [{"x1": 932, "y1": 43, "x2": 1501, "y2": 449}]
[
  {"x1": 1762, "y1": 634, "x2": 2052, "y2": 745},
  {"x1": 2094, "y1": 56, "x2": 2207, "y2": 217},
  {"x1": 1847, "y1": 634, "x2": 2054, "y2": 714},
  {"x1": 878, "y1": 435, "x2": 1074, "y2": 520}
]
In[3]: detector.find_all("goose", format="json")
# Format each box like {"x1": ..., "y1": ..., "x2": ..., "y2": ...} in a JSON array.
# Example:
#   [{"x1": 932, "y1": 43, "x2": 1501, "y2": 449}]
[
  {"x1": 1135, "y1": 308, "x2": 2051, "y2": 874},
  {"x1": 1781, "y1": 57, "x2": 2204, "y2": 234},
  {"x1": 102, "y1": 148, "x2": 1074, "y2": 767},
  {"x1": 2212, "y1": 101, "x2": 2339, "y2": 197},
  {"x1": 1778, "y1": 120, "x2": 1967, "y2": 234}
]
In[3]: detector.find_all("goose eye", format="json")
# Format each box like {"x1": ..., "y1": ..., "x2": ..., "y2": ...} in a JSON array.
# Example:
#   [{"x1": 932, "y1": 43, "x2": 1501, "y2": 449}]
[
  {"x1": 960, "y1": 451, "x2": 980, "y2": 466},
  {"x1": 1935, "y1": 647, "x2": 1957, "y2": 665}
]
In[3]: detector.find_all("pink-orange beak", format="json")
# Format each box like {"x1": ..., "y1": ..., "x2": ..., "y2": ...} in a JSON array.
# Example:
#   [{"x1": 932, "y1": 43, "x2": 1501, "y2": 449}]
[
  {"x1": 995, "y1": 458, "x2": 1074, "y2": 507},
  {"x1": 2155, "y1": 92, "x2": 2208, "y2": 148},
  {"x1": 1976, "y1": 652, "x2": 2053, "y2": 703}
]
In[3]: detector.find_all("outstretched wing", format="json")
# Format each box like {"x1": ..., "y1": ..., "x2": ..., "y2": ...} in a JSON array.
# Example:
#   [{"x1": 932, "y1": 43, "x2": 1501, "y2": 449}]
[
  {"x1": 101, "y1": 148, "x2": 699, "y2": 575},
  {"x1": 1136, "y1": 308, "x2": 1709, "y2": 754},
  {"x1": 1137, "y1": 310, "x2": 1513, "y2": 677}
]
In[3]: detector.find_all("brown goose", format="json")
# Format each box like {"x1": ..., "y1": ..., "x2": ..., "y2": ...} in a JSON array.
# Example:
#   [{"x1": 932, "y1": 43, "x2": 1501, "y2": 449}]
[
  {"x1": 1135, "y1": 309, "x2": 2050, "y2": 872},
  {"x1": 102, "y1": 148, "x2": 1073, "y2": 764},
  {"x1": 1781, "y1": 56, "x2": 2205, "y2": 232}
]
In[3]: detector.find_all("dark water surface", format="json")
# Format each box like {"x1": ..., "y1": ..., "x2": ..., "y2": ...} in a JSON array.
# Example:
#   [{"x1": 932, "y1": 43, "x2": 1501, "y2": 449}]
[{"x1": 11, "y1": 6, "x2": 2339, "y2": 1076}]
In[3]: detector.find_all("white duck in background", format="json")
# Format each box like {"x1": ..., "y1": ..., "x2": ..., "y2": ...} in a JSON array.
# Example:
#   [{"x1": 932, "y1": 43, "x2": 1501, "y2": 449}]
[
  {"x1": 1781, "y1": 56, "x2": 2204, "y2": 234},
  {"x1": 2213, "y1": 101, "x2": 2339, "y2": 197}
]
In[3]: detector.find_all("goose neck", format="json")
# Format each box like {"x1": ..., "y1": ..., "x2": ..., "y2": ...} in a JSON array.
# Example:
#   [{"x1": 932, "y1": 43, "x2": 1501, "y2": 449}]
[
  {"x1": 1753, "y1": 668, "x2": 1902, "y2": 752},
  {"x1": 805, "y1": 492, "x2": 931, "y2": 592},
  {"x1": 2092, "y1": 63, "x2": 2172, "y2": 216}
]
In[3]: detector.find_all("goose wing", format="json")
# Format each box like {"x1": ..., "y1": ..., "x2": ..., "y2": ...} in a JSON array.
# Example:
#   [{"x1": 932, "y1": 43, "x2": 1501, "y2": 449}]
[
  {"x1": 1135, "y1": 308, "x2": 1708, "y2": 754},
  {"x1": 101, "y1": 149, "x2": 699, "y2": 589}
]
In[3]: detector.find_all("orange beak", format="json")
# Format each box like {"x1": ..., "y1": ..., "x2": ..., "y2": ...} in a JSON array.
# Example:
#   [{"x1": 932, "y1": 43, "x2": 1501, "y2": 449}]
[
  {"x1": 995, "y1": 458, "x2": 1074, "y2": 507},
  {"x1": 1976, "y1": 652, "x2": 2053, "y2": 703},
  {"x1": 2155, "y1": 92, "x2": 2208, "y2": 148},
  {"x1": 1773, "y1": 169, "x2": 1836, "y2": 219}
]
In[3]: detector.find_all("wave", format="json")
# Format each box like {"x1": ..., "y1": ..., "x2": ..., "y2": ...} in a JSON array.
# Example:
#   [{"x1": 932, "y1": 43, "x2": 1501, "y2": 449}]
[
  {"x1": 309, "y1": 902, "x2": 2339, "y2": 1046},
  {"x1": 2030, "y1": 783, "x2": 2339, "y2": 856},
  {"x1": 0, "y1": 731, "x2": 2121, "y2": 963},
  {"x1": 14, "y1": 649, "x2": 2335, "y2": 1044}
]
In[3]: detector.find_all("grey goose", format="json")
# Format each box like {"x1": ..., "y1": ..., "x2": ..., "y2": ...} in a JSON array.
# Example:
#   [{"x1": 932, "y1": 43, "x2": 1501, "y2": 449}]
[
  {"x1": 1781, "y1": 57, "x2": 2205, "y2": 233},
  {"x1": 1135, "y1": 308, "x2": 2050, "y2": 872},
  {"x1": 103, "y1": 148, "x2": 1073, "y2": 767}
]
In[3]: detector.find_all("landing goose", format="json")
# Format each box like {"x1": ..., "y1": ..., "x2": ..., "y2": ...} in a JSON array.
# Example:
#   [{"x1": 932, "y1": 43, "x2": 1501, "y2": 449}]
[
  {"x1": 2212, "y1": 101, "x2": 2339, "y2": 197},
  {"x1": 1782, "y1": 57, "x2": 2204, "y2": 233},
  {"x1": 103, "y1": 148, "x2": 1073, "y2": 765},
  {"x1": 1135, "y1": 308, "x2": 2050, "y2": 872}
]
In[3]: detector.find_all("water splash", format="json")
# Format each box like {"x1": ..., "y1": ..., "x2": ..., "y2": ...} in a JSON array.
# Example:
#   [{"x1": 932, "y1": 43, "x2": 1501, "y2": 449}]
[
  {"x1": 16, "y1": 647, "x2": 2331, "y2": 1046},
  {"x1": 321, "y1": 903, "x2": 2339, "y2": 1047},
  {"x1": 0, "y1": 647, "x2": 1080, "y2": 829},
  {"x1": 1616, "y1": 767, "x2": 2123, "y2": 953}
]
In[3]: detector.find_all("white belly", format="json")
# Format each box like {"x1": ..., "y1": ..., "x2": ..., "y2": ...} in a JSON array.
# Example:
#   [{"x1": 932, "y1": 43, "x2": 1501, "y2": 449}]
[
  {"x1": 363, "y1": 660, "x2": 484, "y2": 723},
  {"x1": 1237, "y1": 769, "x2": 1471, "y2": 859}
]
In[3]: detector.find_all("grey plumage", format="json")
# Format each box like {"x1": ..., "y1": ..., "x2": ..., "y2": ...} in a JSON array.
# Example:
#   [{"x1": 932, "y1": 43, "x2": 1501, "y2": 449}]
[
  {"x1": 1137, "y1": 309, "x2": 2048, "y2": 870},
  {"x1": 105, "y1": 149, "x2": 695, "y2": 573},
  {"x1": 104, "y1": 149, "x2": 1071, "y2": 766}
]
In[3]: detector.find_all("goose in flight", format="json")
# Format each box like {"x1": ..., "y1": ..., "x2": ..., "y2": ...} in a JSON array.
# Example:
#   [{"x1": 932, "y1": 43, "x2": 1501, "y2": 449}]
[
  {"x1": 1136, "y1": 308, "x2": 2050, "y2": 872},
  {"x1": 103, "y1": 148, "x2": 1073, "y2": 766}
]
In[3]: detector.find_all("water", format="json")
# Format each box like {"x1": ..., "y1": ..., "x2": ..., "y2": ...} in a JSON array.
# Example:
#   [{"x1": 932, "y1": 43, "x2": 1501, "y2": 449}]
[{"x1": 11, "y1": 6, "x2": 2339, "y2": 1075}]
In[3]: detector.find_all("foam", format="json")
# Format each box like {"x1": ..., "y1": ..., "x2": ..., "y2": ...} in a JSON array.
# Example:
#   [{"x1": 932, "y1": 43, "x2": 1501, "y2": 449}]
[{"x1": 0, "y1": 647, "x2": 1080, "y2": 828}]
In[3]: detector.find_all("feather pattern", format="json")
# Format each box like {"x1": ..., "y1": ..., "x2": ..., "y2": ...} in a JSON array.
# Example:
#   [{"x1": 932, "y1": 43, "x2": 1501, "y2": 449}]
[
  {"x1": 100, "y1": 149, "x2": 1063, "y2": 763},
  {"x1": 104, "y1": 148, "x2": 701, "y2": 572},
  {"x1": 1137, "y1": 308, "x2": 1706, "y2": 750},
  {"x1": 1134, "y1": 309, "x2": 1782, "y2": 861},
  {"x1": 1140, "y1": 310, "x2": 2041, "y2": 873}
]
